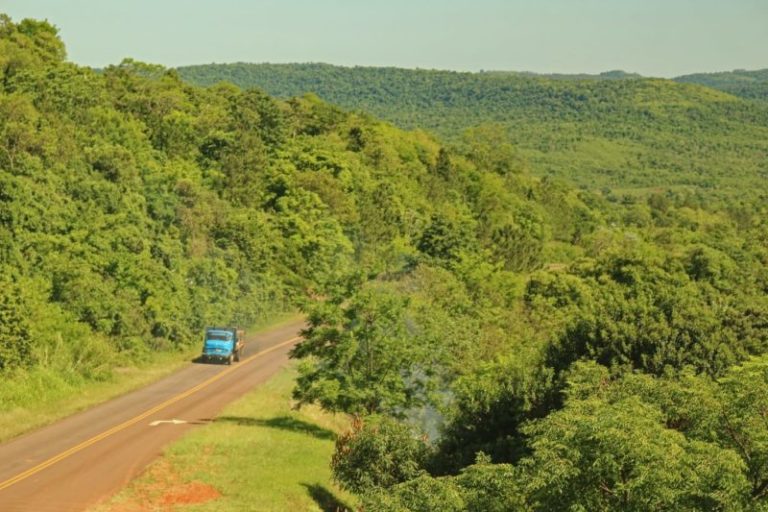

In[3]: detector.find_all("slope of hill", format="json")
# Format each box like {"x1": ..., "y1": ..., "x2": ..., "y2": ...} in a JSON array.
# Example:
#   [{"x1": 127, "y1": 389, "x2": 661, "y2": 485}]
[
  {"x1": 675, "y1": 68, "x2": 768, "y2": 101},
  {"x1": 177, "y1": 63, "x2": 768, "y2": 197},
  {"x1": 0, "y1": 14, "x2": 606, "y2": 410}
]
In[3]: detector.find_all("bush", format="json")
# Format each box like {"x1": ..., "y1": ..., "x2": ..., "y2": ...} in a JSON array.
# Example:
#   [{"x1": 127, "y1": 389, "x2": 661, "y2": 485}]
[{"x1": 331, "y1": 415, "x2": 431, "y2": 494}]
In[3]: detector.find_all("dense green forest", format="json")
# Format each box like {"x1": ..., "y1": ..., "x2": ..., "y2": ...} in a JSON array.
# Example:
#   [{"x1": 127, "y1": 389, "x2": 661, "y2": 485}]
[
  {"x1": 3, "y1": 14, "x2": 768, "y2": 510},
  {"x1": 178, "y1": 63, "x2": 768, "y2": 198},
  {"x1": 488, "y1": 68, "x2": 768, "y2": 102},
  {"x1": 675, "y1": 68, "x2": 768, "y2": 102}
]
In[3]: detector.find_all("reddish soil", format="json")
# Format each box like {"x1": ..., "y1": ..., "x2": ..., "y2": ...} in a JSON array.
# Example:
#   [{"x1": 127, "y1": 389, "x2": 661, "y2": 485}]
[
  {"x1": 160, "y1": 481, "x2": 220, "y2": 507},
  {"x1": 102, "y1": 460, "x2": 220, "y2": 512}
]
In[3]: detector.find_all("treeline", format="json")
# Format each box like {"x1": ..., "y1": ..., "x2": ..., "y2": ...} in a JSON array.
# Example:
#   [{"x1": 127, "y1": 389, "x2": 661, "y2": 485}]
[
  {"x1": 177, "y1": 63, "x2": 768, "y2": 198},
  {"x1": 3, "y1": 14, "x2": 768, "y2": 510},
  {"x1": 482, "y1": 69, "x2": 643, "y2": 81}
]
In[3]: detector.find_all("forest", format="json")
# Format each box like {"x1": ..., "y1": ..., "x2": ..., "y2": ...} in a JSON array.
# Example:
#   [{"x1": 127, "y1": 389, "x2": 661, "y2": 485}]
[
  {"x1": 178, "y1": 62, "x2": 768, "y2": 198},
  {"x1": 2, "y1": 14, "x2": 768, "y2": 510}
]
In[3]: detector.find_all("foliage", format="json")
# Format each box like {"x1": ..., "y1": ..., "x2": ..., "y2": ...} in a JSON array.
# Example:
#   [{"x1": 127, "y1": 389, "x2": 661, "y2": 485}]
[
  {"x1": 292, "y1": 283, "x2": 433, "y2": 416},
  {"x1": 675, "y1": 68, "x2": 768, "y2": 102},
  {"x1": 178, "y1": 62, "x2": 768, "y2": 199},
  {"x1": 0, "y1": 269, "x2": 33, "y2": 371},
  {"x1": 543, "y1": 251, "x2": 759, "y2": 377},
  {"x1": 520, "y1": 368, "x2": 750, "y2": 511},
  {"x1": 718, "y1": 357, "x2": 768, "y2": 500},
  {"x1": 436, "y1": 351, "x2": 558, "y2": 471},
  {"x1": 331, "y1": 415, "x2": 431, "y2": 494},
  {"x1": 363, "y1": 474, "x2": 466, "y2": 512}
]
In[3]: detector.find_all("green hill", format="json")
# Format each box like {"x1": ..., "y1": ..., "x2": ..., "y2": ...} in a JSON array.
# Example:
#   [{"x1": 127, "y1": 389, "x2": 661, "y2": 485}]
[
  {"x1": 177, "y1": 63, "x2": 768, "y2": 198},
  {"x1": 0, "y1": 13, "x2": 605, "y2": 410},
  {"x1": 675, "y1": 68, "x2": 768, "y2": 102}
]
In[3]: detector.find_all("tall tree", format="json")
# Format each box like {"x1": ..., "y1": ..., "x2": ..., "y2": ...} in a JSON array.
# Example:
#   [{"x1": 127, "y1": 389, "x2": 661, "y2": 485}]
[{"x1": 291, "y1": 285, "x2": 431, "y2": 416}]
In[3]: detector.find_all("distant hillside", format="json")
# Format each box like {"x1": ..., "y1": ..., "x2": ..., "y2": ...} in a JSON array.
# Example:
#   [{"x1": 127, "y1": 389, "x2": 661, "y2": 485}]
[
  {"x1": 178, "y1": 63, "x2": 768, "y2": 197},
  {"x1": 483, "y1": 69, "x2": 644, "y2": 81},
  {"x1": 674, "y1": 68, "x2": 768, "y2": 102}
]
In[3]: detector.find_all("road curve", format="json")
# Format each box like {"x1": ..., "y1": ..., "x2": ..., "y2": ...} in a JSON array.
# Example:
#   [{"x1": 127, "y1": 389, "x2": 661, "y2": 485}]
[{"x1": 0, "y1": 319, "x2": 305, "y2": 512}]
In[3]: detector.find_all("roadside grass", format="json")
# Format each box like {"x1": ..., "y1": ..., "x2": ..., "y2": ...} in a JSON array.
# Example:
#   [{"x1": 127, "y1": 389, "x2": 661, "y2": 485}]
[
  {"x1": 0, "y1": 313, "x2": 301, "y2": 444},
  {"x1": 0, "y1": 349, "x2": 198, "y2": 443},
  {"x1": 93, "y1": 364, "x2": 355, "y2": 512}
]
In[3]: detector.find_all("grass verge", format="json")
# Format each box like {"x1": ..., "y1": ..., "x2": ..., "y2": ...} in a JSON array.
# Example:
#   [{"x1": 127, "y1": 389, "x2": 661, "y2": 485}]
[
  {"x1": 0, "y1": 313, "x2": 301, "y2": 443},
  {"x1": 92, "y1": 364, "x2": 356, "y2": 512}
]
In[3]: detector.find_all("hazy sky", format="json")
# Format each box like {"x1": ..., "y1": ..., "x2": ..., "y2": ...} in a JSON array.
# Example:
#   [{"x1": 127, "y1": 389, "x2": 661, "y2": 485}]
[{"x1": 2, "y1": 0, "x2": 766, "y2": 77}]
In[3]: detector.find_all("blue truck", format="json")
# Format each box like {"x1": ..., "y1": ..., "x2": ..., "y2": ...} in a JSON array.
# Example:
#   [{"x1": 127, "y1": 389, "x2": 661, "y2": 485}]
[{"x1": 201, "y1": 327, "x2": 245, "y2": 364}]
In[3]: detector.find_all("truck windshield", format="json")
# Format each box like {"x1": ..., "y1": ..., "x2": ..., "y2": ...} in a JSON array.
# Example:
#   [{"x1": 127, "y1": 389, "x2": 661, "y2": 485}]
[{"x1": 207, "y1": 333, "x2": 231, "y2": 341}]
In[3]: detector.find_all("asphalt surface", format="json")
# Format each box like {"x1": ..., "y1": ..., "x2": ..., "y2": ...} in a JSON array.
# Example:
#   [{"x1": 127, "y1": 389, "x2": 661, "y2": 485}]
[{"x1": 0, "y1": 319, "x2": 305, "y2": 512}]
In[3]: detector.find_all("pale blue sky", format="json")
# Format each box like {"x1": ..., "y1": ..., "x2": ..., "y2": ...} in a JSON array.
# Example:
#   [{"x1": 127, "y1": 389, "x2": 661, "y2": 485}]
[{"x1": 2, "y1": 0, "x2": 766, "y2": 77}]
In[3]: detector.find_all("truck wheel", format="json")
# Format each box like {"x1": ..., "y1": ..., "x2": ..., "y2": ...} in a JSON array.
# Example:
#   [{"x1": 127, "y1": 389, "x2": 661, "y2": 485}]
[
  {"x1": 227, "y1": 354, "x2": 233, "y2": 365},
  {"x1": 234, "y1": 349, "x2": 241, "y2": 362}
]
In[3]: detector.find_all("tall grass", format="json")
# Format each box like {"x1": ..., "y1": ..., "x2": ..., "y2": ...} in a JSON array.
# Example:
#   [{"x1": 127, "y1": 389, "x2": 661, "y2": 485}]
[
  {"x1": 0, "y1": 313, "x2": 300, "y2": 443},
  {"x1": 0, "y1": 349, "x2": 197, "y2": 442}
]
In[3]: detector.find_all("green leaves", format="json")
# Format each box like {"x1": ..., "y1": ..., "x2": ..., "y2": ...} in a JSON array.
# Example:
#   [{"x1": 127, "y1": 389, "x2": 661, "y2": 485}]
[
  {"x1": 0, "y1": 269, "x2": 33, "y2": 371},
  {"x1": 536, "y1": 244, "x2": 763, "y2": 377},
  {"x1": 292, "y1": 285, "x2": 428, "y2": 416},
  {"x1": 718, "y1": 357, "x2": 768, "y2": 499},
  {"x1": 522, "y1": 392, "x2": 749, "y2": 511},
  {"x1": 438, "y1": 351, "x2": 558, "y2": 470},
  {"x1": 177, "y1": 62, "x2": 768, "y2": 202},
  {"x1": 332, "y1": 416, "x2": 431, "y2": 494},
  {"x1": 417, "y1": 207, "x2": 477, "y2": 264}
]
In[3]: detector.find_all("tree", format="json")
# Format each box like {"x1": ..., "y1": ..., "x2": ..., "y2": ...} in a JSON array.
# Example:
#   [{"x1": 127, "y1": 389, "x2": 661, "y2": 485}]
[
  {"x1": 461, "y1": 123, "x2": 526, "y2": 175},
  {"x1": 417, "y1": 207, "x2": 477, "y2": 264},
  {"x1": 542, "y1": 247, "x2": 756, "y2": 377},
  {"x1": 0, "y1": 270, "x2": 33, "y2": 371},
  {"x1": 520, "y1": 364, "x2": 750, "y2": 511},
  {"x1": 455, "y1": 455, "x2": 526, "y2": 512},
  {"x1": 718, "y1": 356, "x2": 768, "y2": 500},
  {"x1": 364, "y1": 474, "x2": 466, "y2": 512},
  {"x1": 291, "y1": 285, "x2": 430, "y2": 416},
  {"x1": 434, "y1": 147, "x2": 453, "y2": 179},
  {"x1": 437, "y1": 351, "x2": 558, "y2": 471},
  {"x1": 332, "y1": 415, "x2": 430, "y2": 493}
]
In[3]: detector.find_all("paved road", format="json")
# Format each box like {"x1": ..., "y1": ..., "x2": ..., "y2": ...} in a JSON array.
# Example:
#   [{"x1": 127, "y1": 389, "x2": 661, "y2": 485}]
[{"x1": 0, "y1": 320, "x2": 305, "y2": 512}]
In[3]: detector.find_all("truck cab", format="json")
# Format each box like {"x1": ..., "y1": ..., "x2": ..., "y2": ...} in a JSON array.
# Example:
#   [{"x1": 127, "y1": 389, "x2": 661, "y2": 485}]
[{"x1": 202, "y1": 327, "x2": 245, "y2": 364}]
